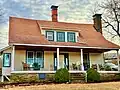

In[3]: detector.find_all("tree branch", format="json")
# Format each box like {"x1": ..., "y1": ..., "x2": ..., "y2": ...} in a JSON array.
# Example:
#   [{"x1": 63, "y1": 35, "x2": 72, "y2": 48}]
[{"x1": 103, "y1": 19, "x2": 116, "y2": 31}]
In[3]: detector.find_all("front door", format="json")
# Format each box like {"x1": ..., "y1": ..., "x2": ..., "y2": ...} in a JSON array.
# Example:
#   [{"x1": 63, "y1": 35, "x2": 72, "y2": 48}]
[
  {"x1": 54, "y1": 53, "x2": 69, "y2": 70},
  {"x1": 83, "y1": 53, "x2": 90, "y2": 70},
  {"x1": 59, "y1": 55, "x2": 64, "y2": 68}
]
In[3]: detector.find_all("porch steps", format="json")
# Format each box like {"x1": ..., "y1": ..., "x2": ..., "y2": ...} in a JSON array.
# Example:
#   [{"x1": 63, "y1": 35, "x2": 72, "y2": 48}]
[{"x1": 70, "y1": 73, "x2": 85, "y2": 83}]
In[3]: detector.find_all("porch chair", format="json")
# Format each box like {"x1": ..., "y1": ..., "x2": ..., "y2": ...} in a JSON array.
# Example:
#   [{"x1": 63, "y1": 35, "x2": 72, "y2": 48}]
[
  {"x1": 92, "y1": 64, "x2": 97, "y2": 70},
  {"x1": 98, "y1": 64, "x2": 104, "y2": 71},
  {"x1": 50, "y1": 64, "x2": 53, "y2": 71},
  {"x1": 77, "y1": 64, "x2": 81, "y2": 70},
  {"x1": 72, "y1": 63, "x2": 77, "y2": 70},
  {"x1": 22, "y1": 62, "x2": 30, "y2": 70}
]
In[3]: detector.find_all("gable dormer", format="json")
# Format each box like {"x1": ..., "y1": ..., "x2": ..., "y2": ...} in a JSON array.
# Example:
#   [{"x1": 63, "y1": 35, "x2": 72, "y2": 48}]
[
  {"x1": 40, "y1": 5, "x2": 79, "y2": 43},
  {"x1": 41, "y1": 29, "x2": 79, "y2": 43}
]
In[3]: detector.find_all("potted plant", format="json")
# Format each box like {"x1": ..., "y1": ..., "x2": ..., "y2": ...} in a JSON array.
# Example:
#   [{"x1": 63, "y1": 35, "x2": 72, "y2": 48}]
[{"x1": 33, "y1": 63, "x2": 40, "y2": 70}]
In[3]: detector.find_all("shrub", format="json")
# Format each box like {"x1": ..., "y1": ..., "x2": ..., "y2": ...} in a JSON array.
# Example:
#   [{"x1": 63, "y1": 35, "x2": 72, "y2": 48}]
[
  {"x1": 87, "y1": 68, "x2": 100, "y2": 82},
  {"x1": 10, "y1": 74, "x2": 39, "y2": 83},
  {"x1": 55, "y1": 68, "x2": 69, "y2": 83},
  {"x1": 104, "y1": 65, "x2": 111, "y2": 71}
]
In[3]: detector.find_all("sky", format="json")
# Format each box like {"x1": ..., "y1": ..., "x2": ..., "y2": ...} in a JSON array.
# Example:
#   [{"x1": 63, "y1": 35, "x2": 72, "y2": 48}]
[
  {"x1": 0, "y1": 0, "x2": 119, "y2": 49},
  {"x1": 0, "y1": 0, "x2": 95, "y2": 23}
]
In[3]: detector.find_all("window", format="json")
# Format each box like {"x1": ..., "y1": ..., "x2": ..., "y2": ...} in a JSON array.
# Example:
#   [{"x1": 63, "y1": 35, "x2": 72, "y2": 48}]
[
  {"x1": 27, "y1": 51, "x2": 34, "y2": 65},
  {"x1": 46, "y1": 30, "x2": 76, "y2": 42},
  {"x1": 26, "y1": 51, "x2": 44, "y2": 68},
  {"x1": 67, "y1": 32, "x2": 75, "y2": 42},
  {"x1": 46, "y1": 31, "x2": 54, "y2": 41},
  {"x1": 3, "y1": 53, "x2": 11, "y2": 67},
  {"x1": 35, "y1": 51, "x2": 44, "y2": 68},
  {"x1": 57, "y1": 32, "x2": 65, "y2": 42}
]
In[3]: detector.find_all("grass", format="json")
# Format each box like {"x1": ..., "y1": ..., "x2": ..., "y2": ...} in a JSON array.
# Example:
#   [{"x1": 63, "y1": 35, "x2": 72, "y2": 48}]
[{"x1": 2, "y1": 81, "x2": 120, "y2": 90}]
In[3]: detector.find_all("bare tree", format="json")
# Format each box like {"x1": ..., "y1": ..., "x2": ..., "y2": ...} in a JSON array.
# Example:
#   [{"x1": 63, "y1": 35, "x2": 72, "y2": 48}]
[
  {"x1": 100, "y1": 0, "x2": 120, "y2": 38},
  {"x1": 89, "y1": 2, "x2": 101, "y2": 15}
]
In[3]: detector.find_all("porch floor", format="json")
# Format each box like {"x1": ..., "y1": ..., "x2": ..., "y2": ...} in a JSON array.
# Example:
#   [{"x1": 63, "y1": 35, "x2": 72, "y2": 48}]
[{"x1": 11, "y1": 70, "x2": 120, "y2": 74}]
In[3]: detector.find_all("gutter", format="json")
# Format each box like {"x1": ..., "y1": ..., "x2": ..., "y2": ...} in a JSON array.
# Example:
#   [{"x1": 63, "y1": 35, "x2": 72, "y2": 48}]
[
  {"x1": 0, "y1": 45, "x2": 12, "y2": 52},
  {"x1": 10, "y1": 43, "x2": 119, "y2": 50}
]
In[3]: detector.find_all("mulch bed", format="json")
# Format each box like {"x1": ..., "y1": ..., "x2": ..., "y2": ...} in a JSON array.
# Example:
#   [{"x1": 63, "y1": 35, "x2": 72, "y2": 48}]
[{"x1": 0, "y1": 82, "x2": 53, "y2": 88}]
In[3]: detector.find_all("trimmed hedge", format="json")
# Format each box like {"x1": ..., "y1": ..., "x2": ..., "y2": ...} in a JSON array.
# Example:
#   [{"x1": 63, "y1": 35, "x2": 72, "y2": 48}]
[
  {"x1": 55, "y1": 68, "x2": 69, "y2": 83},
  {"x1": 87, "y1": 68, "x2": 100, "y2": 82},
  {"x1": 10, "y1": 74, "x2": 39, "y2": 83}
]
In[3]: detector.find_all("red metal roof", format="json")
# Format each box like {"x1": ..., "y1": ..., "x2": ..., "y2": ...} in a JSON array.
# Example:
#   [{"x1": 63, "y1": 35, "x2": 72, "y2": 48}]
[{"x1": 9, "y1": 17, "x2": 120, "y2": 49}]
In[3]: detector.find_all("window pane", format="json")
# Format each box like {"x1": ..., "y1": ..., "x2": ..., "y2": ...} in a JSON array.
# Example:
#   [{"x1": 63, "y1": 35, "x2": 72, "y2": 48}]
[
  {"x1": 68, "y1": 32, "x2": 75, "y2": 42},
  {"x1": 28, "y1": 52, "x2": 34, "y2": 58},
  {"x1": 27, "y1": 58, "x2": 34, "y2": 65},
  {"x1": 69, "y1": 34, "x2": 74, "y2": 41},
  {"x1": 36, "y1": 52, "x2": 44, "y2": 68},
  {"x1": 57, "y1": 32, "x2": 65, "y2": 42},
  {"x1": 27, "y1": 52, "x2": 34, "y2": 65},
  {"x1": 3, "y1": 53, "x2": 11, "y2": 67},
  {"x1": 36, "y1": 52, "x2": 43, "y2": 58},
  {"x1": 46, "y1": 31, "x2": 54, "y2": 41}
]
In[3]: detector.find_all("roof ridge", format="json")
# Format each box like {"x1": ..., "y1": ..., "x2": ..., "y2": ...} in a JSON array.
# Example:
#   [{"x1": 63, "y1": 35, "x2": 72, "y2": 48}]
[{"x1": 10, "y1": 16, "x2": 93, "y2": 25}]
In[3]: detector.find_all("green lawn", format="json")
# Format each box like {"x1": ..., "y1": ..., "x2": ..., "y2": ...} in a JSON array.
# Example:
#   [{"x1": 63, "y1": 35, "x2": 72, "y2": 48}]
[{"x1": 2, "y1": 82, "x2": 120, "y2": 90}]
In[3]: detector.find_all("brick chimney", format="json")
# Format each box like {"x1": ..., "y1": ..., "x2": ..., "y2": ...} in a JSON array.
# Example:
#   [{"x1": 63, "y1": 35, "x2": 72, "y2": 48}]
[
  {"x1": 93, "y1": 14, "x2": 102, "y2": 34},
  {"x1": 51, "y1": 5, "x2": 58, "y2": 22}
]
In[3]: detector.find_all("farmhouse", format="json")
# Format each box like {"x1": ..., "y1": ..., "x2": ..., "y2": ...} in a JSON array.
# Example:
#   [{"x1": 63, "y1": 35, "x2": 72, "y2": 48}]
[{"x1": 0, "y1": 5, "x2": 120, "y2": 82}]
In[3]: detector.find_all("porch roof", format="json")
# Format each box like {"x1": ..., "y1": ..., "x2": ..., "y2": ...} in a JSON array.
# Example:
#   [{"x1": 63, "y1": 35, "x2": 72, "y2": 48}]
[{"x1": 14, "y1": 44, "x2": 118, "y2": 53}]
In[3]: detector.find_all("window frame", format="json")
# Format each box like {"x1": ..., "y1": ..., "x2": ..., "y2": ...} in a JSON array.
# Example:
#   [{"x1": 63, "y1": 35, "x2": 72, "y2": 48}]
[
  {"x1": 67, "y1": 32, "x2": 76, "y2": 42},
  {"x1": 57, "y1": 32, "x2": 65, "y2": 42},
  {"x1": 46, "y1": 31, "x2": 54, "y2": 41},
  {"x1": 3, "y1": 53, "x2": 11, "y2": 67},
  {"x1": 26, "y1": 51, "x2": 44, "y2": 68},
  {"x1": 26, "y1": 51, "x2": 34, "y2": 66},
  {"x1": 35, "y1": 51, "x2": 44, "y2": 68}
]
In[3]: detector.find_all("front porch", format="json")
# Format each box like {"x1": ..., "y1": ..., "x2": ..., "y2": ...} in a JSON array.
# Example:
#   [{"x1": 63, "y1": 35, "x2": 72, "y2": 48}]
[{"x1": 9, "y1": 45, "x2": 119, "y2": 73}]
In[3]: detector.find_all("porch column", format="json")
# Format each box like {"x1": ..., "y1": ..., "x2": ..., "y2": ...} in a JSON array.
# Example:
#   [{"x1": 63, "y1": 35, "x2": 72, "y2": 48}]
[
  {"x1": 81, "y1": 49, "x2": 84, "y2": 71},
  {"x1": 117, "y1": 50, "x2": 120, "y2": 71},
  {"x1": 11, "y1": 46, "x2": 15, "y2": 71},
  {"x1": 57, "y1": 48, "x2": 60, "y2": 69}
]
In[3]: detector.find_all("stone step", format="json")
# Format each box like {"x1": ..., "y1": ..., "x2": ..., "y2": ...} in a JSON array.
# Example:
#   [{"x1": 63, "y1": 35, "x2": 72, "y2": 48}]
[{"x1": 70, "y1": 73, "x2": 85, "y2": 82}]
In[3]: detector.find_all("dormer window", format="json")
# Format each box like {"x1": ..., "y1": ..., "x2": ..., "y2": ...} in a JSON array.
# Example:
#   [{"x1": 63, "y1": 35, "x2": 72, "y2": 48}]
[
  {"x1": 57, "y1": 32, "x2": 65, "y2": 42},
  {"x1": 45, "y1": 30, "x2": 77, "y2": 42},
  {"x1": 46, "y1": 31, "x2": 54, "y2": 41},
  {"x1": 67, "y1": 32, "x2": 75, "y2": 42}
]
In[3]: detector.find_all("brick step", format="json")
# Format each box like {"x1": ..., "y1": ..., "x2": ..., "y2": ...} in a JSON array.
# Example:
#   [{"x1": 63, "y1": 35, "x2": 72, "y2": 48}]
[
  {"x1": 70, "y1": 75, "x2": 84, "y2": 77},
  {"x1": 71, "y1": 78, "x2": 85, "y2": 80},
  {"x1": 70, "y1": 73, "x2": 85, "y2": 82},
  {"x1": 70, "y1": 74, "x2": 84, "y2": 75},
  {"x1": 70, "y1": 77, "x2": 84, "y2": 79},
  {"x1": 70, "y1": 80, "x2": 85, "y2": 83},
  {"x1": 70, "y1": 73, "x2": 84, "y2": 75},
  {"x1": 70, "y1": 76, "x2": 84, "y2": 77}
]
